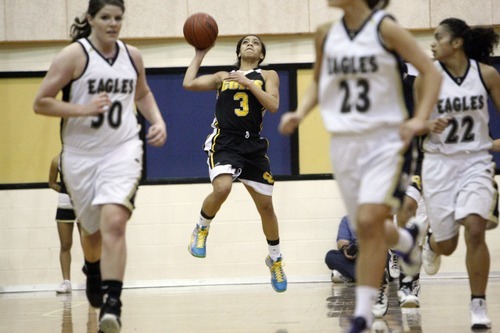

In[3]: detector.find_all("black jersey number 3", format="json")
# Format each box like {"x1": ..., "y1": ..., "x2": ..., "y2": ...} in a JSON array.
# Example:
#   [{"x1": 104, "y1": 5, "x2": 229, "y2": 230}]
[
  {"x1": 339, "y1": 79, "x2": 370, "y2": 113},
  {"x1": 91, "y1": 101, "x2": 123, "y2": 129},
  {"x1": 233, "y1": 92, "x2": 250, "y2": 117}
]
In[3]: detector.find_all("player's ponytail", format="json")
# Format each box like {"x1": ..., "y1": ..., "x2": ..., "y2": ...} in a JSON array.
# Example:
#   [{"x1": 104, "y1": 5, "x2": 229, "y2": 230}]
[
  {"x1": 70, "y1": 17, "x2": 92, "y2": 42},
  {"x1": 465, "y1": 28, "x2": 499, "y2": 64}
]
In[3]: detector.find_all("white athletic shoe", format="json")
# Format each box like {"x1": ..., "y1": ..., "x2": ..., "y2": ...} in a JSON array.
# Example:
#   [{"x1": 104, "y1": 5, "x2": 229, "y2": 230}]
[
  {"x1": 56, "y1": 280, "x2": 72, "y2": 294},
  {"x1": 470, "y1": 298, "x2": 491, "y2": 329},
  {"x1": 422, "y1": 236, "x2": 441, "y2": 275},
  {"x1": 388, "y1": 250, "x2": 400, "y2": 280},
  {"x1": 398, "y1": 285, "x2": 419, "y2": 308}
]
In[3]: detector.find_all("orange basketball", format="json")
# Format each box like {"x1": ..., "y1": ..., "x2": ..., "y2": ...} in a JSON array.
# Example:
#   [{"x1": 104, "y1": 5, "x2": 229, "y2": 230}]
[{"x1": 183, "y1": 13, "x2": 218, "y2": 49}]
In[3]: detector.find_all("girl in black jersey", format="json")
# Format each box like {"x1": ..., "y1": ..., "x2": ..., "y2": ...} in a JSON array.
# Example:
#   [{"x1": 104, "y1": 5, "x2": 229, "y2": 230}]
[{"x1": 183, "y1": 35, "x2": 287, "y2": 293}]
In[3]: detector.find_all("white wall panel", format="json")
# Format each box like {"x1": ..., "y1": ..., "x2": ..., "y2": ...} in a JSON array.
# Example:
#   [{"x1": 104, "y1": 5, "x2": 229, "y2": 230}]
[
  {"x1": 5, "y1": 0, "x2": 66, "y2": 41},
  {"x1": 0, "y1": 0, "x2": 5, "y2": 40},
  {"x1": 430, "y1": 0, "x2": 493, "y2": 26},
  {"x1": 388, "y1": 0, "x2": 431, "y2": 29},
  {"x1": 493, "y1": 0, "x2": 500, "y2": 25},
  {"x1": 309, "y1": 0, "x2": 343, "y2": 32},
  {"x1": 188, "y1": 0, "x2": 251, "y2": 37},
  {"x1": 1, "y1": 0, "x2": 498, "y2": 42},
  {"x1": 249, "y1": 0, "x2": 310, "y2": 35},
  {"x1": 125, "y1": 0, "x2": 186, "y2": 38}
]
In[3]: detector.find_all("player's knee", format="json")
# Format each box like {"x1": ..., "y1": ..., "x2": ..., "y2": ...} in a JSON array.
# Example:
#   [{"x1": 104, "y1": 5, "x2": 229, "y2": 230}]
[
  {"x1": 102, "y1": 216, "x2": 127, "y2": 239},
  {"x1": 464, "y1": 228, "x2": 486, "y2": 248},
  {"x1": 356, "y1": 218, "x2": 383, "y2": 240},
  {"x1": 212, "y1": 183, "x2": 232, "y2": 200},
  {"x1": 60, "y1": 240, "x2": 73, "y2": 252},
  {"x1": 257, "y1": 199, "x2": 274, "y2": 216}
]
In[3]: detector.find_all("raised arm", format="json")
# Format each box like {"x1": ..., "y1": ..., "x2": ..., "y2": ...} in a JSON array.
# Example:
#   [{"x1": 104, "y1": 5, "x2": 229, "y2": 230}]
[{"x1": 183, "y1": 47, "x2": 225, "y2": 91}]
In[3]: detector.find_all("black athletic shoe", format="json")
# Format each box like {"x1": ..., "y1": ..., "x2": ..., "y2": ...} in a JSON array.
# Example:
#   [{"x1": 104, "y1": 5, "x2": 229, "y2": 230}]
[
  {"x1": 348, "y1": 316, "x2": 368, "y2": 333},
  {"x1": 98, "y1": 296, "x2": 122, "y2": 333},
  {"x1": 82, "y1": 265, "x2": 103, "y2": 308}
]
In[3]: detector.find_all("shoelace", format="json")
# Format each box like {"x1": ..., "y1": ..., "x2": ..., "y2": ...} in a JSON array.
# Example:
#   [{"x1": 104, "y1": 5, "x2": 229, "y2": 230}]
[
  {"x1": 196, "y1": 229, "x2": 208, "y2": 248},
  {"x1": 271, "y1": 261, "x2": 285, "y2": 282},
  {"x1": 412, "y1": 282, "x2": 421, "y2": 296},
  {"x1": 391, "y1": 255, "x2": 399, "y2": 268},
  {"x1": 376, "y1": 285, "x2": 387, "y2": 304}
]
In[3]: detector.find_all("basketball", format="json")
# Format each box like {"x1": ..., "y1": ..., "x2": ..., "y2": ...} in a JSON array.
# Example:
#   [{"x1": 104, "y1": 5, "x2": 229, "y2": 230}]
[{"x1": 183, "y1": 13, "x2": 218, "y2": 49}]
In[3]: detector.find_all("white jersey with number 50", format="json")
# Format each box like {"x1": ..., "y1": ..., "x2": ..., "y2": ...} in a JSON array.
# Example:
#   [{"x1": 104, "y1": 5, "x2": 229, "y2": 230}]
[
  {"x1": 423, "y1": 60, "x2": 491, "y2": 155},
  {"x1": 319, "y1": 10, "x2": 408, "y2": 134},
  {"x1": 61, "y1": 38, "x2": 140, "y2": 153}
]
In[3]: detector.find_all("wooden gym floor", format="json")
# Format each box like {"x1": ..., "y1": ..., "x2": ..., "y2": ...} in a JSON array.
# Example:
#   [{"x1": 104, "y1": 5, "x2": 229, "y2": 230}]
[{"x1": 0, "y1": 278, "x2": 498, "y2": 333}]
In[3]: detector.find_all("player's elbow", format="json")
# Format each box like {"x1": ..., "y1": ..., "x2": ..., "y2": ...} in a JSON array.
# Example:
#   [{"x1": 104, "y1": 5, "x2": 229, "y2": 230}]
[
  {"x1": 182, "y1": 84, "x2": 193, "y2": 91},
  {"x1": 182, "y1": 80, "x2": 196, "y2": 91},
  {"x1": 33, "y1": 98, "x2": 45, "y2": 115},
  {"x1": 267, "y1": 102, "x2": 279, "y2": 113},
  {"x1": 182, "y1": 77, "x2": 194, "y2": 91}
]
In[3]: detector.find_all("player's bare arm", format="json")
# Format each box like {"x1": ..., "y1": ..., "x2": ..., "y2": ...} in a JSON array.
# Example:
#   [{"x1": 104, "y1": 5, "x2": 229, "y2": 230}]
[
  {"x1": 278, "y1": 23, "x2": 328, "y2": 135},
  {"x1": 129, "y1": 45, "x2": 167, "y2": 147}
]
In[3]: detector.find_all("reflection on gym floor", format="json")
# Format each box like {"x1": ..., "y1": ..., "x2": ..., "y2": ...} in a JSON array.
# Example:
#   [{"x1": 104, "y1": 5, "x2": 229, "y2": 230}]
[{"x1": 0, "y1": 279, "x2": 497, "y2": 332}]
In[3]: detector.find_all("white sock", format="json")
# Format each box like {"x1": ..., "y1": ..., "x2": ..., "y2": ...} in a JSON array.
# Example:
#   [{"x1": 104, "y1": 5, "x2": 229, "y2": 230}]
[
  {"x1": 393, "y1": 228, "x2": 413, "y2": 254},
  {"x1": 198, "y1": 214, "x2": 212, "y2": 228},
  {"x1": 268, "y1": 244, "x2": 281, "y2": 261},
  {"x1": 354, "y1": 286, "x2": 378, "y2": 325}
]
